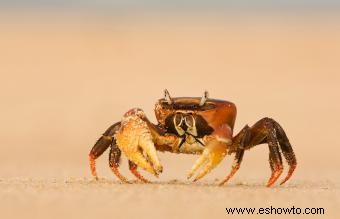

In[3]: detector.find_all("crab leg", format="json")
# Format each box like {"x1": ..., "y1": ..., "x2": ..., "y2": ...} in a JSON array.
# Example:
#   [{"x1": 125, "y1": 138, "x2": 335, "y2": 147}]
[
  {"x1": 219, "y1": 117, "x2": 296, "y2": 187},
  {"x1": 218, "y1": 125, "x2": 250, "y2": 185},
  {"x1": 109, "y1": 144, "x2": 129, "y2": 183},
  {"x1": 274, "y1": 122, "x2": 297, "y2": 185},
  {"x1": 89, "y1": 122, "x2": 123, "y2": 180},
  {"x1": 266, "y1": 133, "x2": 283, "y2": 187},
  {"x1": 218, "y1": 148, "x2": 244, "y2": 186},
  {"x1": 248, "y1": 118, "x2": 287, "y2": 187},
  {"x1": 129, "y1": 161, "x2": 151, "y2": 183}
]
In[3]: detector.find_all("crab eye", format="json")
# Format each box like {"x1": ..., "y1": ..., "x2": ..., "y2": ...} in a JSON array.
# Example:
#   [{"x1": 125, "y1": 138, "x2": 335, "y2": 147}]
[
  {"x1": 199, "y1": 91, "x2": 209, "y2": 106},
  {"x1": 184, "y1": 115, "x2": 194, "y2": 128},
  {"x1": 164, "y1": 89, "x2": 173, "y2": 104},
  {"x1": 174, "y1": 113, "x2": 184, "y2": 126}
]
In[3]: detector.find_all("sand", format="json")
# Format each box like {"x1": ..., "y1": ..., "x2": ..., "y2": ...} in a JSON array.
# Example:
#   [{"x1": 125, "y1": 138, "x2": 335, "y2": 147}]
[{"x1": 0, "y1": 11, "x2": 339, "y2": 218}]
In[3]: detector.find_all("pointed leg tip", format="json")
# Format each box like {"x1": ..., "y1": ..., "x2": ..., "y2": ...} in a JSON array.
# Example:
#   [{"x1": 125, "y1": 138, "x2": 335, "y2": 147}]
[
  {"x1": 279, "y1": 174, "x2": 293, "y2": 185},
  {"x1": 279, "y1": 180, "x2": 287, "y2": 185},
  {"x1": 266, "y1": 178, "x2": 276, "y2": 187},
  {"x1": 266, "y1": 183, "x2": 273, "y2": 187},
  {"x1": 192, "y1": 174, "x2": 202, "y2": 182},
  {"x1": 280, "y1": 165, "x2": 296, "y2": 185},
  {"x1": 266, "y1": 177, "x2": 278, "y2": 187},
  {"x1": 266, "y1": 168, "x2": 283, "y2": 187},
  {"x1": 218, "y1": 181, "x2": 226, "y2": 186}
]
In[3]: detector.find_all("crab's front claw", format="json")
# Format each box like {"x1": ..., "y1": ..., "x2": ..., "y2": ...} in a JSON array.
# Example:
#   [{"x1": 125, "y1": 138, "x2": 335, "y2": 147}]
[
  {"x1": 115, "y1": 108, "x2": 163, "y2": 177},
  {"x1": 187, "y1": 143, "x2": 227, "y2": 182}
]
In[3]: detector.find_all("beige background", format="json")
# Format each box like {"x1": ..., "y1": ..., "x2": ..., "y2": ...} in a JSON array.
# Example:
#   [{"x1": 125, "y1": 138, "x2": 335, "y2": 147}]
[{"x1": 0, "y1": 11, "x2": 339, "y2": 218}]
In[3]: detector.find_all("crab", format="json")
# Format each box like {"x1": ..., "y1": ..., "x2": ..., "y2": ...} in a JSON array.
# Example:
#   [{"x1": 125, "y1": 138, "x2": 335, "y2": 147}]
[{"x1": 89, "y1": 90, "x2": 297, "y2": 187}]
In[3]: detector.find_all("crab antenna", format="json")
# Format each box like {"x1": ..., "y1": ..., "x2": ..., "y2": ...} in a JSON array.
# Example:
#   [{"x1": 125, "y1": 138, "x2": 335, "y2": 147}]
[
  {"x1": 199, "y1": 91, "x2": 209, "y2": 106},
  {"x1": 164, "y1": 89, "x2": 173, "y2": 104}
]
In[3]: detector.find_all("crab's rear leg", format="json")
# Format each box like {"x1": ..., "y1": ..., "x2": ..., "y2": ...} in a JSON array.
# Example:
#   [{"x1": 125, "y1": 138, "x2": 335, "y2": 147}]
[{"x1": 220, "y1": 117, "x2": 297, "y2": 187}]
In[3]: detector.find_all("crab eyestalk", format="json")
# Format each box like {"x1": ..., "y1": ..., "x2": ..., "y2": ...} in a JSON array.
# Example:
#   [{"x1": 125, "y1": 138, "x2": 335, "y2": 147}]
[
  {"x1": 164, "y1": 89, "x2": 173, "y2": 104},
  {"x1": 199, "y1": 91, "x2": 209, "y2": 106}
]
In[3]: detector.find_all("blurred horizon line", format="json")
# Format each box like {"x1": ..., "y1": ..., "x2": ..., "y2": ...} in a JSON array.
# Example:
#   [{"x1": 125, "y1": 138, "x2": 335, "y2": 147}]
[{"x1": 1, "y1": 0, "x2": 340, "y2": 12}]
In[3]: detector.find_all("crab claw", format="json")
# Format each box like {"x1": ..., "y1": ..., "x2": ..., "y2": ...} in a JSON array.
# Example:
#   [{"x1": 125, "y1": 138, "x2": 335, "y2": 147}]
[
  {"x1": 115, "y1": 108, "x2": 163, "y2": 176},
  {"x1": 187, "y1": 124, "x2": 231, "y2": 182},
  {"x1": 187, "y1": 139, "x2": 229, "y2": 182}
]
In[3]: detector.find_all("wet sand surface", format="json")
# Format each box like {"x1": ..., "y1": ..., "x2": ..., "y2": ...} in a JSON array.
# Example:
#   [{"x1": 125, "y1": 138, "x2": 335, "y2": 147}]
[{"x1": 0, "y1": 11, "x2": 340, "y2": 218}]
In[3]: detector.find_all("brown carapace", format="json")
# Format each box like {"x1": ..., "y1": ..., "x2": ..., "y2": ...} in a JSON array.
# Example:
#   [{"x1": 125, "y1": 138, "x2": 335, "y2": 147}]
[{"x1": 89, "y1": 90, "x2": 297, "y2": 187}]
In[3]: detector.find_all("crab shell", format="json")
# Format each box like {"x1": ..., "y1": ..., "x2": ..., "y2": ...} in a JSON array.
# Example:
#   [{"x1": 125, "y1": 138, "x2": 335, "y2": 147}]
[{"x1": 154, "y1": 97, "x2": 237, "y2": 140}]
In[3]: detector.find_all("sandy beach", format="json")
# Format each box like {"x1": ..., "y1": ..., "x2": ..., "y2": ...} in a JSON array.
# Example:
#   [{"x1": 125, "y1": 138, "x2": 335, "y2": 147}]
[{"x1": 0, "y1": 11, "x2": 339, "y2": 218}]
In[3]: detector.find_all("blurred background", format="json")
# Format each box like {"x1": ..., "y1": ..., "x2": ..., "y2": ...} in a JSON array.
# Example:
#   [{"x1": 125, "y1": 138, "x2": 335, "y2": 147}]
[{"x1": 1, "y1": 0, "x2": 340, "y2": 180}]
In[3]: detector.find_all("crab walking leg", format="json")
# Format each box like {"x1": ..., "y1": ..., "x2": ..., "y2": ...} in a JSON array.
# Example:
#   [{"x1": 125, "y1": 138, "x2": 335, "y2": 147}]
[
  {"x1": 266, "y1": 135, "x2": 283, "y2": 187},
  {"x1": 129, "y1": 160, "x2": 151, "y2": 183},
  {"x1": 109, "y1": 144, "x2": 129, "y2": 183},
  {"x1": 274, "y1": 122, "x2": 297, "y2": 185},
  {"x1": 248, "y1": 118, "x2": 285, "y2": 187},
  {"x1": 219, "y1": 125, "x2": 249, "y2": 185},
  {"x1": 221, "y1": 117, "x2": 296, "y2": 187},
  {"x1": 89, "y1": 136, "x2": 112, "y2": 179},
  {"x1": 218, "y1": 149, "x2": 244, "y2": 186},
  {"x1": 89, "y1": 122, "x2": 121, "y2": 179}
]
